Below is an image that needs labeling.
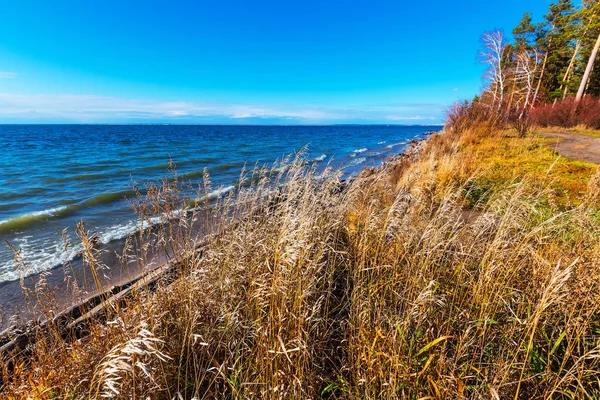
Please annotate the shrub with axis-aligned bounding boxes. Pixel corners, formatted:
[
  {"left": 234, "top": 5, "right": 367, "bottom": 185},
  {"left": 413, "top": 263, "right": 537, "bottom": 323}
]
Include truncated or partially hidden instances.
[
  {"left": 532, "top": 96, "right": 600, "bottom": 129},
  {"left": 446, "top": 99, "right": 506, "bottom": 137}
]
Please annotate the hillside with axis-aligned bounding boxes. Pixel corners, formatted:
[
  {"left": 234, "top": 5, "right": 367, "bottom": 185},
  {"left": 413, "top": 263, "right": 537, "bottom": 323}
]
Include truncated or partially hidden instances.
[{"left": 2, "top": 119, "right": 599, "bottom": 399}]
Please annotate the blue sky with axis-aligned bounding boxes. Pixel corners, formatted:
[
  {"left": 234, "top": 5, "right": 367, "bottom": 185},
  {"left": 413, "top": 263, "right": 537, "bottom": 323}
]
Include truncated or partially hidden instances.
[{"left": 0, "top": 0, "right": 552, "bottom": 124}]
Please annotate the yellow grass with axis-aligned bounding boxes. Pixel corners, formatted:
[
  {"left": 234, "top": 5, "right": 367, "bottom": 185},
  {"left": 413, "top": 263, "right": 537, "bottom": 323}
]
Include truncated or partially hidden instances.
[{"left": 455, "top": 131, "right": 595, "bottom": 205}]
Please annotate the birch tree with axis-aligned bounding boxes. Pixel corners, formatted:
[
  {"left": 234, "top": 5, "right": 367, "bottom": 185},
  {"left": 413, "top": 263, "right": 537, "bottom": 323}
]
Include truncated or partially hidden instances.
[
  {"left": 575, "top": 30, "right": 600, "bottom": 104},
  {"left": 481, "top": 31, "right": 508, "bottom": 112},
  {"left": 514, "top": 50, "right": 539, "bottom": 116}
]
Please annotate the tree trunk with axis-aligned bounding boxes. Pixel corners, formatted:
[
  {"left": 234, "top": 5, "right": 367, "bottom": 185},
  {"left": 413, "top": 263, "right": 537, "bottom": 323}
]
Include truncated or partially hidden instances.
[
  {"left": 575, "top": 31, "right": 600, "bottom": 104},
  {"left": 532, "top": 36, "right": 552, "bottom": 108},
  {"left": 562, "top": 9, "right": 596, "bottom": 99},
  {"left": 507, "top": 58, "right": 520, "bottom": 113},
  {"left": 561, "top": 41, "right": 581, "bottom": 99}
]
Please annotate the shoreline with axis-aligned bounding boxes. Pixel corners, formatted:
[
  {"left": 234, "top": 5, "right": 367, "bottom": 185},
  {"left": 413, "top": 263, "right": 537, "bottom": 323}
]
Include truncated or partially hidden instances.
[
  {"left": 0, "top": 133, "right": 437, "bottom": 348},
  {"left": 7, "top": 117, "right": 597, "bottom": 396}
]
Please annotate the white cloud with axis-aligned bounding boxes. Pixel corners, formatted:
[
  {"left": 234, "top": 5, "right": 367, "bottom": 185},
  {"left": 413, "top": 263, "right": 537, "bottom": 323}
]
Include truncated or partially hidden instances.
[
  {"left": 0, "top": 93, "right": 443, "bottom": 123},
  {"left": 0, "top": 72, "right": 17, "bottom": 79},
  {"left": 386, "top": 115, "right": 434, "bottom": 121}
]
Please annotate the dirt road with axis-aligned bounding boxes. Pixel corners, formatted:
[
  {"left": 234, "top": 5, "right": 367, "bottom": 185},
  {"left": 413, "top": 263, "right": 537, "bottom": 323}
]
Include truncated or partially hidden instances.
[{"left": 540, "top": 132, "right": 600, "bottom": 165}]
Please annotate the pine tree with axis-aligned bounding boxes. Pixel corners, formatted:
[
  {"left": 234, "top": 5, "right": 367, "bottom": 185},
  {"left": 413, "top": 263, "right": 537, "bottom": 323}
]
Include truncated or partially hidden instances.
[
  {"left": 538, "top": 0, "right": 578, "bottom": 101},
  {"left": 513, "top": 12, "right": 538, "bottom": 51},
  {"left": 479, "top": 0, "right": 600, "bottom": 115},
  {"left": 574, "top": 0, "right": 600, "bottom": 97}
]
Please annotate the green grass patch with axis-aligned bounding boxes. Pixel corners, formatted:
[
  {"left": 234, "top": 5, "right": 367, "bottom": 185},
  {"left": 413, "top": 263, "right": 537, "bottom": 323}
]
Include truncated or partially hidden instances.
[{"left": 457, "top": 133, "right": 597, "bottom": 205}]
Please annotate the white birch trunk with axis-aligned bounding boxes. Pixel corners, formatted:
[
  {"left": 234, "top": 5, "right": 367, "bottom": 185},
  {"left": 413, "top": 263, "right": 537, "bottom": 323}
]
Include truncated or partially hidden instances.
[{"left": 575, "top": 31, "right": 600, "bottom": 104}]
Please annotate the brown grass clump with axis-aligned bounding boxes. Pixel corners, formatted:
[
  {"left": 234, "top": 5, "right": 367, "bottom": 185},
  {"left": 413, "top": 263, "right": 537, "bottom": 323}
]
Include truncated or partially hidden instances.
[{"left": 1, "top": 124, "right": 600, "bottom": 398}]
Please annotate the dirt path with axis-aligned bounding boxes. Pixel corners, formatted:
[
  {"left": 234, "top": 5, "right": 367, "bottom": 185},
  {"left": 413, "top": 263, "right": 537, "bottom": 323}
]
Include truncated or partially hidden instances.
[{"left": 540, "top": 132, "right": 600, "bottom": 165}]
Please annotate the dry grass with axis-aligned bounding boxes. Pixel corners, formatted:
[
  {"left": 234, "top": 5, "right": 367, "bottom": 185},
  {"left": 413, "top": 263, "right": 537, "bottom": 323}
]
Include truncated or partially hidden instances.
[{"left": 1, "top": 124, "right": 600, "bottom": 399}]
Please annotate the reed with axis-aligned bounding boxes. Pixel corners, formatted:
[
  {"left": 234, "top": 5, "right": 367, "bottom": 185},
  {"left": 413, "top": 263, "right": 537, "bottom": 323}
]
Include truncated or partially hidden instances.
[{"left": 1, "top": 121, "right": 599, "bottom": 398}]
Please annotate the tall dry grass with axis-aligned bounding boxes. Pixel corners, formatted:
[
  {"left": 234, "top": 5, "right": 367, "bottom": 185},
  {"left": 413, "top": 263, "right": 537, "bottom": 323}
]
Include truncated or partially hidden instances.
[{"left": 1, "top": 127, "right": 600, "bottom": 398}]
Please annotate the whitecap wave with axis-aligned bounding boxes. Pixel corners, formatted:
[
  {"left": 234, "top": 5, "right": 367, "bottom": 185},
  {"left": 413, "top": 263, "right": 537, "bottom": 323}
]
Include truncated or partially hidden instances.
[
  {"left": 199, "top": 185, "right": 236, "bottom": 201},
  {"left": 342, "top": 157, "right": 367, "bottom": 169},
  {"left": 0, "top": 235, "right": 83, "bottom": 283},
  {"left": 0, "top": 211, "right": 176, "bottom": 283},
  {"left": 312, "top": 154, "right": 327, "bottom": 162},
  {"left": 0, "top": 206, "right": 68, "bottom": 229},
  {"left": 0, "top": 192, "right": 234, "bottom": 283},
  {"left": 97, "top": 220, "right": 144, "bottom": 244},
  {"left": 350, "top": 148, "right": 367, "bottom": 157},
  {"left": 386, "top": 141, "right": 408, "bottom": 149}
]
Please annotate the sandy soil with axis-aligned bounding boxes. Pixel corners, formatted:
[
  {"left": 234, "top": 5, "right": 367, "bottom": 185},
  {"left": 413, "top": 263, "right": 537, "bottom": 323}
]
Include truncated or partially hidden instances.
[{"left": 540, "top": 132, "right": 600, "bottom": 165}]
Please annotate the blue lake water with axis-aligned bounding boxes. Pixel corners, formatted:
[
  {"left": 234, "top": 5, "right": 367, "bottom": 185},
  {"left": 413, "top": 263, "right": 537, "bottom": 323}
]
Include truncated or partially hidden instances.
[{"left": 0, "top": 124, "right": 440, "bottom": 283}]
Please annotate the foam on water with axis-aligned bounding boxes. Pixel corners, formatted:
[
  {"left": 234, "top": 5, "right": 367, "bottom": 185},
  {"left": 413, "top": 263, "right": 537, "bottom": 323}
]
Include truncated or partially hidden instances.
[
  {"left": 200, "top": 185, "right": 236, "bottom": 201},
  {"left": 350, "top": 148, "right": 368, "bottom": 157},
  {"left": 0, "top": 235, "right": 83, "bottom": 283},
  {"left": 0, "top": 209, "right": 190, "bottom": 283},
  {"left": 342, "top": 157, "right": 367, "bottom": 169},
  {"left": 386, "top": 141, "right": 409, "bottom": 149},
  {"left": 0, "top": 190, "right": 140, "bottom": 234}
]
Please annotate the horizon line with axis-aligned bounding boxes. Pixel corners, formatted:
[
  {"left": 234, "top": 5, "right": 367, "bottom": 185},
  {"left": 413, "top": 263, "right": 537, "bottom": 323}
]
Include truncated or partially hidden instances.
[{"left": 0, "top": 122, "right": 445, "bottom": 127}]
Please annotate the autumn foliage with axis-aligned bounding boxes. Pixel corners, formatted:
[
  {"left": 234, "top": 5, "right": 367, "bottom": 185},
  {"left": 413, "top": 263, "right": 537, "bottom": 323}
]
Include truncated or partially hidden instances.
[{"left": 531, "top": 96, "right": 600, "bottom": 129}]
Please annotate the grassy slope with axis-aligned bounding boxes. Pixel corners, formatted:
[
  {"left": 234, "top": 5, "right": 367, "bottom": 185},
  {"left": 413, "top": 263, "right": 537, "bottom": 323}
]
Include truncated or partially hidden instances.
[
  {"left": 454, "top": 131, "right": 596, "bottom": 205},
  {"left": 2, "top": 124, "right": 600, "bottom": 399}
]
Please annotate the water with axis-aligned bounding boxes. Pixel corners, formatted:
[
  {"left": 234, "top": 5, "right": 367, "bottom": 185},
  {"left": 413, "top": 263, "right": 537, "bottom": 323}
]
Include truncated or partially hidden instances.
[{"left": 0, "top": 124, "right": 440, "bottom": 283}]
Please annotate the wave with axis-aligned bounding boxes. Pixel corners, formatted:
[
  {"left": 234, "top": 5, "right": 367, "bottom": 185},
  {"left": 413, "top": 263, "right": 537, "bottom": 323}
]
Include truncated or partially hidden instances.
[
  {"left": 0, "top": 190, "right": 139, "bottom": 234},
  {"left": 209, "top": 161, "right": 246, "bottom": 173},
  {"left": 0, "top": 202, "right": 27, "bottom": 212},
  {"left": 141, "top": 157, "right": 223, "bottom": 172},
  {"left": 350, "top": 148, "right": 368, "bottom": 157},
  {"left": 66, "top": 161, "right": 117, "bottom": 173},
  {"left": 0, "top": 176, "right": 240, "bottom": 235},
  {"left": 386, "top": 141, "right": 408, "bottom": 149},
  {"left": 342, "top": 157, "right": 367, "bottom": 169},
  {"left": 82, "top": 190, "right": 138, "bottom": 207},
  {"left": 0, "top": 206, "right": 69, "bottom": 234},
  {"left": 0, "top": 187, "right": 47, "bottom": 202},
  {"left": 0, "top": 184, "right": 239, "bottom": 283},
  {"left": 97, "top": 220, "right": 149, "bottom": 245},
  {"left": 177, "top": 170, "right": 207, "bottom": 181},
  {"left": 0, "top": 213, "right": 167, "bottom": 283},
  {"left": 0, "top": 235, "right": 83, "bottom": 283},
  {"left": 0, "top": 218, "right": 153, "bottom": 283},
  {"left": 138, "top": 162, "right": 172, "bottom": 172},
  {"left": 311, "top": 154, "right": 327, "bottom": 162},
  {"left": 377, "top": 141, "right": 387, "bottom": 144},
  {"left": 52, "top": 157, "right": 232, "bottom": 185},
  {"left": 199, "top": 185, "right": 236, "bottom": 201}
]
